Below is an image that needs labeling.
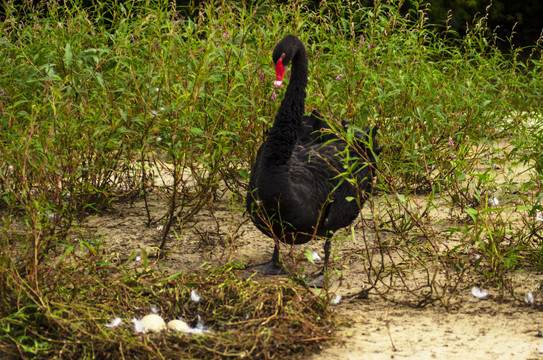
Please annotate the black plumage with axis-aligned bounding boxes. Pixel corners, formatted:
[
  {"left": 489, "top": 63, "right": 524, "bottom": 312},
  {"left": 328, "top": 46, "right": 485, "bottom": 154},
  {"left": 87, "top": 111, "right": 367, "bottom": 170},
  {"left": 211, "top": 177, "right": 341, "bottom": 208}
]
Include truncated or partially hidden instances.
[{"left": 246, "top": 35, "right": 379, "bottom": 278}]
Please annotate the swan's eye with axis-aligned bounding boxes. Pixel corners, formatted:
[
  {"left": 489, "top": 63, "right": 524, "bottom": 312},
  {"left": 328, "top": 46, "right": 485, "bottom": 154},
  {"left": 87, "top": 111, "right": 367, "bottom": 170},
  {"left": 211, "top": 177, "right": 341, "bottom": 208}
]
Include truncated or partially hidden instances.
[{"left": 274, "top": 53, "right": 286, "bottom": 88}]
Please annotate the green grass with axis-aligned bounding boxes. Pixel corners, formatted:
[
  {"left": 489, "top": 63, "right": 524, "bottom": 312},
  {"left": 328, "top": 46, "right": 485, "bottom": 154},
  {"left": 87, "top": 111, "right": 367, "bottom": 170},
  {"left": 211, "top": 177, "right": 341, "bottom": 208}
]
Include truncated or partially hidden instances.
[{"left": 1, "top": 0, "right": 543, "bottom": 358}]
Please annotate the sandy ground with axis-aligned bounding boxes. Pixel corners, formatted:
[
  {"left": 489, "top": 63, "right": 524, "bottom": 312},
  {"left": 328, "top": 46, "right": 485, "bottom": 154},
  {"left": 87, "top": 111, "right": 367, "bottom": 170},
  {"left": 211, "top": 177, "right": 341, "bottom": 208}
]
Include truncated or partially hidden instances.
[{"left": 312, "top": 298, "right": 543, "bottom": 360}]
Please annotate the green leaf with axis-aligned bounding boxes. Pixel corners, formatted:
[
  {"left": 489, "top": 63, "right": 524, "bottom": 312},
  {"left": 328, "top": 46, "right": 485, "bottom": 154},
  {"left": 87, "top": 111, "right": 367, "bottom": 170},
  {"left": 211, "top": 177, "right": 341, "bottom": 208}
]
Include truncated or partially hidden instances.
[
  {"left": 64, "top": 43, "right": 73, "bottom": 68},
  {"left": 93, "top": 72, "right": 105, "bottom": 88},
  {"left": 305, "top": 249, "right": 315, "bottom": 264},
  {"left": 237, "top": 168, "right": 249, "bottom": 180},
  {"left": 465, "top": 207, "right": 478, "bottom": 223},
  {"left": 191, "top": 127, "right": 205, "bottom": 136}
]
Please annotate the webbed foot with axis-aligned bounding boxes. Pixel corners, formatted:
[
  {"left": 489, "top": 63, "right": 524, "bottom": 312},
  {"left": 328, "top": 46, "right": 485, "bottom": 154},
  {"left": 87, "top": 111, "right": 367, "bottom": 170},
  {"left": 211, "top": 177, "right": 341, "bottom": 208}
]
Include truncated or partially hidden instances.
[
  {"left": 247, "top": 260, "right": 287, "bottom": 275},
  {"left": 305, "top": 272, "right": 331, "bottom": 288}
]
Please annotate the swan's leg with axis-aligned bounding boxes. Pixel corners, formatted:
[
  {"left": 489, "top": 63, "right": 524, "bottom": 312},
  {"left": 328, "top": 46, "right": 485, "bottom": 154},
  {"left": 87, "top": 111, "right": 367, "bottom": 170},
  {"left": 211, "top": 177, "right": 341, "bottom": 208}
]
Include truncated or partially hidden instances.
[
  {"left": 270, "top": 245, "right": 280, "bottom": 265},
  {"left": 323, "top": 238, "right": 331, "bottom": 271},
  {"left": 248, "top": 245, "right": 287, "bottom": 275},
  {"left": 306, "top": 239, "right": 332, "bottom": 288}
]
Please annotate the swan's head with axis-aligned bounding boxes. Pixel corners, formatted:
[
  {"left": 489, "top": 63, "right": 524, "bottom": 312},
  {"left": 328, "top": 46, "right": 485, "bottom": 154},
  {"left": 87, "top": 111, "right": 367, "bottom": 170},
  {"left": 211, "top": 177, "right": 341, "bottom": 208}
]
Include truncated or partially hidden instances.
[{"left": 272, "top": 35, "right": 303, "bottom": 88}]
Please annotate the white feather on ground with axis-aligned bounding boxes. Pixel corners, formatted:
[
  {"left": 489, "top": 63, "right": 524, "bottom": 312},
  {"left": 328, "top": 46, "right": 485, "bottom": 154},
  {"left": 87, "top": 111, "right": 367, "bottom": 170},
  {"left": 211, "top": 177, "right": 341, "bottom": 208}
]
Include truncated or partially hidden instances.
[{"left": 471, "top": 286, "right": 488, "bottom": 299}]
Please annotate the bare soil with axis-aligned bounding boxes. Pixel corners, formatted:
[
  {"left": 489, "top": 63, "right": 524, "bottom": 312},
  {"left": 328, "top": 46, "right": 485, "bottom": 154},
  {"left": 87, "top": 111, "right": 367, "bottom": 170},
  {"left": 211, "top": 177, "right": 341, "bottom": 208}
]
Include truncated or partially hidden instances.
[{"left": 311, "top": 298, "right": 543, "bottom": 360}]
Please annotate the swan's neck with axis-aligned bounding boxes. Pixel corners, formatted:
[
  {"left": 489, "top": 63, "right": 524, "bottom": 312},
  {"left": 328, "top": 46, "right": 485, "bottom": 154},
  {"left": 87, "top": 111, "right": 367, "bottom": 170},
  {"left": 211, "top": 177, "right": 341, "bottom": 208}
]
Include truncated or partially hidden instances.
[{"left": 264, "top": 49, "right": 308, "bottom": 166}]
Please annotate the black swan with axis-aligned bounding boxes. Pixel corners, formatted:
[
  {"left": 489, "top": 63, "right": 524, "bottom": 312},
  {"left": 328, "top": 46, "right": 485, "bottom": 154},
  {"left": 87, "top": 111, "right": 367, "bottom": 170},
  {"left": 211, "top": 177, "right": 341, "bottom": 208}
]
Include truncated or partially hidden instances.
[{"left": 246, "top": 35, "right": 379, "bottom": 280}]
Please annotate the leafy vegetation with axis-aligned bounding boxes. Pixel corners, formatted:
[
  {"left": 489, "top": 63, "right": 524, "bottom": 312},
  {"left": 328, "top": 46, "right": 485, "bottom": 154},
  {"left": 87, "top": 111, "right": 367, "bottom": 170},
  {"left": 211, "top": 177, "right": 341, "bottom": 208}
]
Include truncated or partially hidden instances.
[{"left": 0, "top": 0, "right": 542, "bottom": 358}]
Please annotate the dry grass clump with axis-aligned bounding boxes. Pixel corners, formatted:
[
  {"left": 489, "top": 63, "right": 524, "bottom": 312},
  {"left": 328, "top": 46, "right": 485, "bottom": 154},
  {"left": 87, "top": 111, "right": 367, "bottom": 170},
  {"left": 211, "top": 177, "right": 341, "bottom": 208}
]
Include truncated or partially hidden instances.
[{"left": 0, "top": 265, "right": 335, "bottom": 359}]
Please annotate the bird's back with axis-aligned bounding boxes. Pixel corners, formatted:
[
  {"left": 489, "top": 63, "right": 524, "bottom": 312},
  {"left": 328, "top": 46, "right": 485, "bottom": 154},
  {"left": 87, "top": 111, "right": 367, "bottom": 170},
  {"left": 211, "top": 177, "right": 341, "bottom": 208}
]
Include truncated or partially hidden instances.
[{"left": 247, "top": 127, "right": 378, "bottom": 244}]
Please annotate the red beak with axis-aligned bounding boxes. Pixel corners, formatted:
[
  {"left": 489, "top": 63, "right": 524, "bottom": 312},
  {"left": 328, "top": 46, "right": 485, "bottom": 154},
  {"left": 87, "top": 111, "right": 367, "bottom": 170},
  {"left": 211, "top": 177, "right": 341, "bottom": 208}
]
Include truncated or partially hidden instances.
[{"left": 274, "top": 54, "right": 286, "bottom": 88}]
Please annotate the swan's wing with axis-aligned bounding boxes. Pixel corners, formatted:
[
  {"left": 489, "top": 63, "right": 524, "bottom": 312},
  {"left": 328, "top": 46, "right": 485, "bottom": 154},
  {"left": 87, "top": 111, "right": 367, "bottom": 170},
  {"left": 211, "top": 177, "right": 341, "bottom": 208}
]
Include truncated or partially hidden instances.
[
  {"left": 298, "top": 111, "right": 339, "bottom": 145},
  {"left": 289, "top": 143, "right": 374, "bottom": 232}
]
